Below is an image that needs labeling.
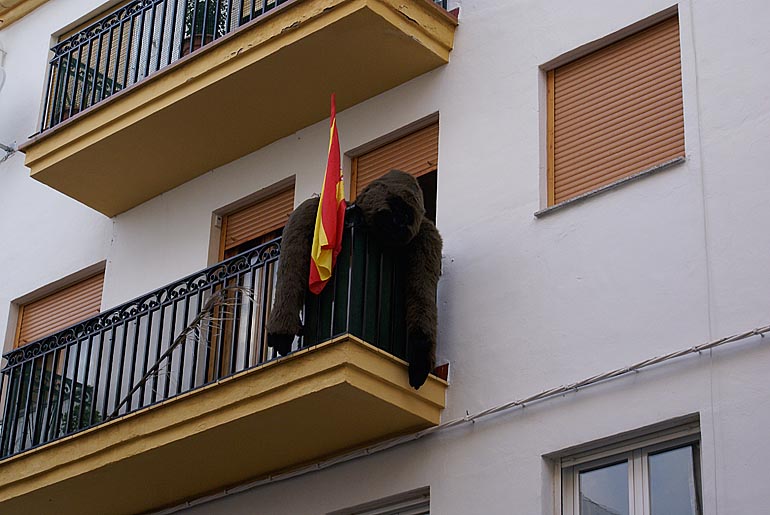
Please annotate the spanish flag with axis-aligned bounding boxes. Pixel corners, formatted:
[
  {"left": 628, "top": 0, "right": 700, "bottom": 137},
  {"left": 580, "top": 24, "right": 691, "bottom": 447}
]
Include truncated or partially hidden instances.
[{"left": 309, "top": 94, "right": 346, "bottom": 295}]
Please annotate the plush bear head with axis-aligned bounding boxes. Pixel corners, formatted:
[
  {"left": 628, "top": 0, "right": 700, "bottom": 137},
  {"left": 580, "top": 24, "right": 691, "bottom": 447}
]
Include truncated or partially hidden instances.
[{"left": 354, "top": 169, "right": 426, "bottom": 246}]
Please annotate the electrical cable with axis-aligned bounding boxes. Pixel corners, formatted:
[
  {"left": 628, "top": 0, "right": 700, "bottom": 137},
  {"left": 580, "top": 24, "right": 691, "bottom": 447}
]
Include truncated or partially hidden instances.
[{"left": 152, "top": 322, "right": 770, "bottom": 514}]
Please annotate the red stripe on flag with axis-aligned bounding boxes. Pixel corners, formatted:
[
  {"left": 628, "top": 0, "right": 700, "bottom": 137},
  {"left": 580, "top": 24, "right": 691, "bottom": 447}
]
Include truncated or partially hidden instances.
[{"left": 309, "top": 93, "right": 346, "bottom": 295}]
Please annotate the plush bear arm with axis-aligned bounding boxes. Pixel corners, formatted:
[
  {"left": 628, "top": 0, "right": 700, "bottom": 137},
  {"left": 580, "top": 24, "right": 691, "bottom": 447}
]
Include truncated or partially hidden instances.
[
  {"left": 267, "top": 197, "right": 319, "bottom": 356},
  {"left": 405, "top": 219, "right": 443, "bottom": 389}
]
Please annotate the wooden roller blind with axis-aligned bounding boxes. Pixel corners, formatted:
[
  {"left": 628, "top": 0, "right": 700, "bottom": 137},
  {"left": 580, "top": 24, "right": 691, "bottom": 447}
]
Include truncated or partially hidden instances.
[
  {"left": 16, "top": 272, "right": 104, "bottom": 347},
  {"left": 354, "top": 123, "right": 439, "bottom": 197},
  {"left": 221, "top": 186, "right": 295, "bottom": 253},
  {"left": 548, "top": 15, "right": 684, "bottom": 205}
]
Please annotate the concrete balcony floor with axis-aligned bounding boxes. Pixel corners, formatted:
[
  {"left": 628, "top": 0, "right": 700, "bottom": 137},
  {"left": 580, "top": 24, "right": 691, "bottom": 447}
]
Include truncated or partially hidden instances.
[
  {"left": 21, "top": 0, "right": 456, "bottom": 216},
  {"left": 0, "top": 335, "right": 446, "bottom": 515}
]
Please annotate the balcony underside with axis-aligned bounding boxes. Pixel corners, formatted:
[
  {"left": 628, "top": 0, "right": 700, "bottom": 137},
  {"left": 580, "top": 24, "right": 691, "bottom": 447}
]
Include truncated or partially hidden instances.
[
  {"left": 0, "top": 0, "right": 47, "bottom": 27},
  {"left": 21, "top": 0, "right": 456, "bottom": 216},
  {"left": 0, "top": 336, "right": 446, "bottom": 515}
]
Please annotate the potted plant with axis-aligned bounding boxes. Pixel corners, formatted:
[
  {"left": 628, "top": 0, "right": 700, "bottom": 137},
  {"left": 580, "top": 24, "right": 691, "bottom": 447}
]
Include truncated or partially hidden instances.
[{"left": 182, "top": 0, "right": 228, "bottom": 56}]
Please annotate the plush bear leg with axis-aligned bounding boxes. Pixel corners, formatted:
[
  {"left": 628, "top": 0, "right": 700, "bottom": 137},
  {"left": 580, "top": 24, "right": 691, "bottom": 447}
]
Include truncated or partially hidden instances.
[
  {"left": 405, "top": 219, "right": 443, "bottom": 389},
  {"left": 267, "top": 197, "right": 319, "bottom": 356},
  {"left": 408, "top": 330, "right": 435, "bottom": 391}
]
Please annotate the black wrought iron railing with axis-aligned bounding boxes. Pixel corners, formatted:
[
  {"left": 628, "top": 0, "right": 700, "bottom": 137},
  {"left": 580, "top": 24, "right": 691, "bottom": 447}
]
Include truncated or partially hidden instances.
[
  {"left": 303, "top": 207, "right": 408, "bottom": 354},
  {"left": 0, "top": 211, "right": 408, "bottom": 459},
  {"left": 39, "top": 0, "right": 449, "bottom": 131}
]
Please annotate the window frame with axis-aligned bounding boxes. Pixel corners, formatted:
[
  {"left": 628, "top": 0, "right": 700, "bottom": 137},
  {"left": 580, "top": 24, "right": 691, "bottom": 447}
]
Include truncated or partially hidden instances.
[
  {"left": 354, "top": 498, "right": 429, "bottom": 515},
  {"left": 350, "top": 122, "right": 439, "bottom": 199},
  {"left": 348, "top": 120, "right": 439, "bottom": 223},
  {"left": 541, "top": 9, "right": 685, "bottom": 211},
  {"left": 215, "top": 180, "right": 295, "bottom": 261},
  {"left": 557, "top": 423, "right": 701, "bottom": 515},
  {"left": 328, "top": 488, "right": 430, "bottom": 515},
  {"left": 13, "top": 269, "right": 105, "bottom": 349}
]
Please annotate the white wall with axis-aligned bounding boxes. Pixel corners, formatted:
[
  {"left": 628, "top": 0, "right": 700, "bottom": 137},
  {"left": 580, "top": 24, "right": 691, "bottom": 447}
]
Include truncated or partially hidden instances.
[
  {"left": 0, "top": 0, "right": 114, "bottom": 349},
  {"left": 2, "top": 0, "right": 769, "bottom": 513}
]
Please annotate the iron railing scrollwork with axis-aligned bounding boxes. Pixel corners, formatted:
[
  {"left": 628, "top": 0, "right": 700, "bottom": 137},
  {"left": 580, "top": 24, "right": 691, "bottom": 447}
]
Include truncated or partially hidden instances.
[
  {"left": 0, "top": 238, "right": 282, "bottom": 458},
  {"left": 0, "top": 212, "right": 411, "bottom": 460},
  {"left": 39, "top": 0, "right": 448, "bottom": 131},
  {"left": 3, "top": 240, "right": 280, "bottom": 369}
]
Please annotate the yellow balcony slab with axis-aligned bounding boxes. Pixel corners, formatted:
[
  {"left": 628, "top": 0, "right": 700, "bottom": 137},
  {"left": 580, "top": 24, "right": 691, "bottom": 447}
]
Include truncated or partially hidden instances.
[
  {"left": 0, "top": 335, "right": 446, "bottom": 515},
  {"left": 20, "top": 0, "right": 457, "bottom": 216},
  {"left": 0, "top": 0, "right": 49, "bottom": 28}
]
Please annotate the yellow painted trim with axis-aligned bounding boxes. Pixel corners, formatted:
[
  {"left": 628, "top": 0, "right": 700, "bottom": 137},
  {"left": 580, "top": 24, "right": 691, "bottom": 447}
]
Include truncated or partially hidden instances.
[
  {"left": 0, "top": 0, "right": 48, "bottom": 29},
  {"left": 11, "top": 304, "right": 23, "bottom": 349},
  {"left": 368, "top": 0, "right": 455, "bottom": 59},
  {"left": 0, "top": 335, "right": 446, "bottom": 515},
  {"left": 341, "top": 333, "right": 447, "bottom": 410},
  {"left": 23, "top": 0, "right": 455, "bottom": 163},
  {"left": 351, "top": 155, "right": 360, "bottom": 199},
  {"left": 20, "top": 0, "right": 457, "bottom": 216},
  {"left": 217, "top": 213, "right": 229, "bottom": 261}
]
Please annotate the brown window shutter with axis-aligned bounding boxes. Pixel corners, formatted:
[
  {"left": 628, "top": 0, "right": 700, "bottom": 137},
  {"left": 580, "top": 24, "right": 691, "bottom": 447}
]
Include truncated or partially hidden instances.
[
  {"left": 221, "top": 186, "right": 295, "bottom": 255},
  {"left": 16, "top": 272, "right": 104, "bottom": 347},
  {"left": 549, "top": 15, "right": 684, "bottom": 205},
  {"left": 354, "top": 123, "right": 439, "bottom": 197}
]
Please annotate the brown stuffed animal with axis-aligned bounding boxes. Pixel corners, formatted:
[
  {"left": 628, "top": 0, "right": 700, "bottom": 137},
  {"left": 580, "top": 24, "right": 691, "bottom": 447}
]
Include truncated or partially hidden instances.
[{"left": 266, "top": 170, "right": 442, "bottom": 389}]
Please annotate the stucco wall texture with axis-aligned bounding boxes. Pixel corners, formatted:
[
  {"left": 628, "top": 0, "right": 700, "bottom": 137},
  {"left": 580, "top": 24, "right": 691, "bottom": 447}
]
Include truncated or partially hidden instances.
[{"left": 1, "top": 0, "right": 769, "bottom": 513}]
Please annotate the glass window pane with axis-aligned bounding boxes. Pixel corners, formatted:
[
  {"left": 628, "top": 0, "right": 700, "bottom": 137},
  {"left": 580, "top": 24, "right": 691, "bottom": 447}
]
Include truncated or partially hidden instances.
[
  {"left": 579, "top": 461, "right": 630, "bottom": 515},
  {"left": 649, "top": 445, "right": 700, "bottom": 515}
]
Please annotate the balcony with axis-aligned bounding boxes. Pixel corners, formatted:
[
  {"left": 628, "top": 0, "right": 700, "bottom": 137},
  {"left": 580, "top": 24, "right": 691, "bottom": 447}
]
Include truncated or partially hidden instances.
[
  {"left": 19, "top": 0, "right": 457, "bottom": 216},
  {"left": 0, "top": 215, "right": 447, "bottom": 515}
]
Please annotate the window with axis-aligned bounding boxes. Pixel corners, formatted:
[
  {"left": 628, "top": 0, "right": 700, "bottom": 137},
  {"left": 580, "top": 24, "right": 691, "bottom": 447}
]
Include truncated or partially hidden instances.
[
  {"left": 15, "top": 272, "right": 104, "bottom": 348},
  {"left": 558, "top": 423, "right": 702, "bottom": 515},
  {"left": 206, "top": 183, "right": 294, "bottom": 379},
  {"left": 218, "top": 184, "right": 295, "bottom": 260},
  {"left": 352, "top": 122, "right": 438, "bottom": 222},
  {"left": 546, "top": 14, "right": 684, "bottom": 206},
  {"left": 329, "top": 488, "right": 430, "bottom": 515}
]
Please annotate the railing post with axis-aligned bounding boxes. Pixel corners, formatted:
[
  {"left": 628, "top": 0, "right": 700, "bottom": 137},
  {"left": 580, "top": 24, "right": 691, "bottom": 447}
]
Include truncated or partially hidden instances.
[
  {"left": 0, "top": 369, "right": 10, "bottom": 456},
  {"left": 0, "top": 238, "right": 280, "bottom": 459},
  {"left": 98, "top": 25, "right": 116, "bottom": 103},
  {"left": 167, "top": 0, "right": 182, "bottom": 65},
  {"left": 0, "top": 222, "right": 414, "bottom": 459},
  {"left": 154, "top": 0, "right": 168, "bottom": 71},
  {"left": 5, "top": 364, "right": 24, "bottom": 455},
  {"left": 39, "top": 59, "right": 55, "bottom": 132},
  {"left": 37, "top": 0, "right": 452, "bottom": 132}
]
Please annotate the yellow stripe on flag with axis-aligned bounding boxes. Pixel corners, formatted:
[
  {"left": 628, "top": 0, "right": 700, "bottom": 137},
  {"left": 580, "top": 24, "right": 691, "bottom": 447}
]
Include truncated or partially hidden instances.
[{"left": 309, "top": 94, "right": 346, "bottom": 294}]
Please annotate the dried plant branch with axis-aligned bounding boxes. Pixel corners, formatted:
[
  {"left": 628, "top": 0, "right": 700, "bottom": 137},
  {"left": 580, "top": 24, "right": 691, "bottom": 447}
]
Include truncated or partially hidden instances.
[{"left": 107, "top": 286, "right": 254, "bottom": 420}]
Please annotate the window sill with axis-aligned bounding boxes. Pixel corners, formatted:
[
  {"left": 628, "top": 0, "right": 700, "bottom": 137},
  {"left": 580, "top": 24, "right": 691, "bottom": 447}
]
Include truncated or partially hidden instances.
[{"left": 534, "top": 156, "right": 686, "bottom": 218}]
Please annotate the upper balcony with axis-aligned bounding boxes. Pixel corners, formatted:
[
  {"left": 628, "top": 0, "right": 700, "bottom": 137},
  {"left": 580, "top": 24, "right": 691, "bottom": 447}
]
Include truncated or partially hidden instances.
[
  {"left": 0, "top": 214, "right": 447, "bottom": 515},
  {"left": 19, "top": 0, "right": 457, "bottom": 216}
]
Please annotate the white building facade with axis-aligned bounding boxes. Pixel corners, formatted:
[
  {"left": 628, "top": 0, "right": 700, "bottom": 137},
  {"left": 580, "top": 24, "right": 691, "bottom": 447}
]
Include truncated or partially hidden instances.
[{"left": 1, "top": 0, "right": 769, "bottom": 513}]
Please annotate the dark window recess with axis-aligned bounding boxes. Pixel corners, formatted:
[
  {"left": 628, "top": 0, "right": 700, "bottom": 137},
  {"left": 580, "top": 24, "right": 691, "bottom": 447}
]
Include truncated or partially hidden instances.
[
  {"left": 417, "top": 170, "right": 437, "bottom": 223},
  {"left": 223, "top": 228, "right": 283, "bottom": 259}
]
